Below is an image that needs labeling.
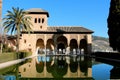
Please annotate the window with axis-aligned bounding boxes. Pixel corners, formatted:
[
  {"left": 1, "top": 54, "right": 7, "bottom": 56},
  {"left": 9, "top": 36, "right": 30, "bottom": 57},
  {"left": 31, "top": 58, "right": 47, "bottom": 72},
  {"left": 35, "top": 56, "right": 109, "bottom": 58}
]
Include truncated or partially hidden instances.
[
  {"left": 38, "top": 18, "right": 41, "bottom": 23},
  {"left": 42, "top": 18, "right": 44, "bottom": 23},
  {"left": 24, "top": 68, "right": 26, "bottom": 72},
  {"left": 29, "top": 44, "right": 31, "bottom": 46},
  {"left": 40, "top": 26, "right": 42, "bottom": 29},
  {"left": 35, "top": 18, "right": 37, "bottom": 23},
  {"left": 24, "top": 39, "right": 26, "bottom": 43}
]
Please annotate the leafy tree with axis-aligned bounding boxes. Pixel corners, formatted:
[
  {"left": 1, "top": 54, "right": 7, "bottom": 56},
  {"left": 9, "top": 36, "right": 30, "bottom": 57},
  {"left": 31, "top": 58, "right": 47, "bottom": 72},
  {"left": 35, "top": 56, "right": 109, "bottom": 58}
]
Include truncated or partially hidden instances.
[{"left": 3, "top": 7, "right": 32, "bottom": 53}]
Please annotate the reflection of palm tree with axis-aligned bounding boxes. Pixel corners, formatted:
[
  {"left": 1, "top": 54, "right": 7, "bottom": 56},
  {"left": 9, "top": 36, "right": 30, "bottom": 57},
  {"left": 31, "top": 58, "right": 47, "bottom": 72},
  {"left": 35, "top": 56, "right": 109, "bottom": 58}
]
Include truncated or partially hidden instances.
[
  {"left": 52, "top": 59, "right": 68, "bottom": 78},
  {"left": 3, "top": 7, "right": 32, "bottom": 54}
]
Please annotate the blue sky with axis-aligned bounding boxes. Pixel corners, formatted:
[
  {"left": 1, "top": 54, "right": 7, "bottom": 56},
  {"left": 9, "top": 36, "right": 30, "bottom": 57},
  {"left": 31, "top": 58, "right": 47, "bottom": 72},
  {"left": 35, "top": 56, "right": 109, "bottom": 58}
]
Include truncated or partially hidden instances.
[{"left": 2, "top": 0, "right": 110, "bottom": 37}]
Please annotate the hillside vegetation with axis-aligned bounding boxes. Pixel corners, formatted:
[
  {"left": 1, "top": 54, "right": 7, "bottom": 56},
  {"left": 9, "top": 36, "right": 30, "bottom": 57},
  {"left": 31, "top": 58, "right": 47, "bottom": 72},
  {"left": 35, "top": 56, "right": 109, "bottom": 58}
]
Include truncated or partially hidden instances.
[{"left": 92, "top": 36, "right": 113, "bottom": 52}]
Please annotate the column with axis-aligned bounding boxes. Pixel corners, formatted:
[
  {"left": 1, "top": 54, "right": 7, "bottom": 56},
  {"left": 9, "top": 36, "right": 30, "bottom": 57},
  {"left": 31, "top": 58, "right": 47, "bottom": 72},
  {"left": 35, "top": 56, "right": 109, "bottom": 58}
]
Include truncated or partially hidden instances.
[
  {"left": 67, "top": 64, "right": 71, "bottom": 77},
  {"left": 66, "top": 35, "right": 70, "bottom": 55},
  {"left": 44, "top": 34, "right": 47, "bottom": 55},
  {"left": 86, "top": 34, "right": 92, "bottom": 54},
  {"left": 44, "top": 57, "right": 47, "bottom": 77},
  {"left": 77, "top": 35, "right": 80, "bottom": 55},
  {"left": 87, "top": 68, "right": 92, "bottom": 77},
  {"left": 77, "top": 62, "right": 81, "bottom": 77}
]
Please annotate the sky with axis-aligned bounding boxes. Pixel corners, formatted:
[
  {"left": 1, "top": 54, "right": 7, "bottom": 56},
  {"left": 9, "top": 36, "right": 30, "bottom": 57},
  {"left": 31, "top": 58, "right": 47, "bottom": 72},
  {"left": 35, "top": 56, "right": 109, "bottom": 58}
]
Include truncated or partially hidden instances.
[{"left": 2, "top": 0, "right": 111, "bottom": 37}]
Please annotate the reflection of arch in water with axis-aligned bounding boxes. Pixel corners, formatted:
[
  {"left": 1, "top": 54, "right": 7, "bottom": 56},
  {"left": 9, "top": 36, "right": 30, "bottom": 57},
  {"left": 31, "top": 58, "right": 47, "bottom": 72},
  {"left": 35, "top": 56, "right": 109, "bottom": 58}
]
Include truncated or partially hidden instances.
[
  {"left": 36, "top": 56, "right": 50, "bottom": 73},
  {"left": 70, "top": 57, "right": 78, "bottom": 73},
  {"left": 79, "top": 57, "right": 89, "bottom": 75},
  {"left": 51, "top": 56, "right": 68, "bottom": 78},
  {"left": 36, "top": 61, "right": 44, "bottom": 73},
  {"left": 46, "top": 56, "right": 54, "bottom": 73}
]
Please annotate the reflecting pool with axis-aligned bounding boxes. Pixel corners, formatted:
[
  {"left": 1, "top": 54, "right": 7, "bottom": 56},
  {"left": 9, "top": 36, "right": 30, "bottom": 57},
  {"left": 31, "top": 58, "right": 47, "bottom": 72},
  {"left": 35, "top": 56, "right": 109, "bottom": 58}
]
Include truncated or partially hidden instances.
[
  {"left": 19, "top": 55, "right": 92, "bottom": 79},
  {"left": 0, "top": 55, "right": 120, "bottom": 80}
]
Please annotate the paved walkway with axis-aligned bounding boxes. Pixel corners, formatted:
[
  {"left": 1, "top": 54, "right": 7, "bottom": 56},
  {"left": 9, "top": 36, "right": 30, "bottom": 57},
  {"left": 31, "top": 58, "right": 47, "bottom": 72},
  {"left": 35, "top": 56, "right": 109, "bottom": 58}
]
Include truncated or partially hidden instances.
[{"left": 0, "top": 55, "right": 37, "bottom": 69}]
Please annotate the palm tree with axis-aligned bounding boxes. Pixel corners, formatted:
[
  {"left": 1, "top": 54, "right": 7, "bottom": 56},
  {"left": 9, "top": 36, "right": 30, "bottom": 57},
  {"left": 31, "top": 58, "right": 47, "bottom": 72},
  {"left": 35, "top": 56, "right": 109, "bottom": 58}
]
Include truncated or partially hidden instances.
[{"left": 3, "top": 7, "right": 32, "bottom": 53}]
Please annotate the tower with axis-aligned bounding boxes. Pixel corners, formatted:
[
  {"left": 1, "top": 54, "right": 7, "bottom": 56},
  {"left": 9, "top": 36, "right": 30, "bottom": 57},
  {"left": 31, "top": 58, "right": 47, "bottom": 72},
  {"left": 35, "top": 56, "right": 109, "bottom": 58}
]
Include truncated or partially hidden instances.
[{"left": 25, "top": 8, "right": 49, "bottom": 31}]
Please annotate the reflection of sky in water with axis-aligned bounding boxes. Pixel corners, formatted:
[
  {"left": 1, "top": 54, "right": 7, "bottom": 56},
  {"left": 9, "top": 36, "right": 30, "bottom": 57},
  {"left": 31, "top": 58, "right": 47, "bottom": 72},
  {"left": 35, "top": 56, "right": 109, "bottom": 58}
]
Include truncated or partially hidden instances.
[
  {"left": 4, "top": 75, "right": 16, "bottom": 80},
  {"left": 37, "top": 56, "right": 50, "bottom": 62},
  {"left": 92, "top": 64, "right": 113, "bottom": 80}
]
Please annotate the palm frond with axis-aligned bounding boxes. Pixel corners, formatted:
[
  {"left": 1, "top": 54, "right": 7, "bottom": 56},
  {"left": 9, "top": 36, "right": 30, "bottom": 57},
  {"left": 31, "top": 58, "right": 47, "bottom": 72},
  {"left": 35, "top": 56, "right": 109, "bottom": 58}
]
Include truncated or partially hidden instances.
[{"left": 3, "top": 7, "right": 33, "bottom": 35}]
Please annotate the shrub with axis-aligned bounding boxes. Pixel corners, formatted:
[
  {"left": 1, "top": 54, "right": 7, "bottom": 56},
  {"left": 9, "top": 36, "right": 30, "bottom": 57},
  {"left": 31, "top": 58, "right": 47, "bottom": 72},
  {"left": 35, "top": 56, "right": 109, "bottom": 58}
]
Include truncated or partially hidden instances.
[{"left": 17, "top": 50, "right": 32, "bottom": 59}]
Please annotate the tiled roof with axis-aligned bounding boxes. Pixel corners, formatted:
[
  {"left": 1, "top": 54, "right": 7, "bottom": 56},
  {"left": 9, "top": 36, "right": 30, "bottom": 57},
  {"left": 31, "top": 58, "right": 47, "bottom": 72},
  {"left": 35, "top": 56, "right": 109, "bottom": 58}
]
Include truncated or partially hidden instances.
[
  {"left": 25, "top": 8, "right": 49, "bottom": 17},
  {"left": 47, "top": 26, "right": 93, "bottom": 33},
  {"left": 22, "top": 26, "right": 93, "bottom": 34},
  {"left": 26, "top": 8, "right": 48, "bottom": 13}
]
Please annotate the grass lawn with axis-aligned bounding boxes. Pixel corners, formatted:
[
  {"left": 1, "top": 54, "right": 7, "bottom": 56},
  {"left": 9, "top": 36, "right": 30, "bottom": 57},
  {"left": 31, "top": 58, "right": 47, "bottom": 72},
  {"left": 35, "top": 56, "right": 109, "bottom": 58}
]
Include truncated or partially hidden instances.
[
  {"left": 0, "top": 51, "right": 32, "bottom": 63},
  {"left": 0, "top": 52, "right": 16, "bottom": 63}
]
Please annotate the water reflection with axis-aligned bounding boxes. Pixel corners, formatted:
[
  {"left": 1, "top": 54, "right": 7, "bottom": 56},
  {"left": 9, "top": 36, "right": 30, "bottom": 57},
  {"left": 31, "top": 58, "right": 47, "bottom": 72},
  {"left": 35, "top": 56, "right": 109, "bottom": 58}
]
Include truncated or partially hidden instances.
[
  {"left": 94, "top": 57, "right": 120, "bottom": 79},
  {"left": 110, "top": 66, "right": 120, "bottom": 79},
  {"left": 1, "top": 55, "right": 120, "bottom": 79},
  {"left": 19, "top": 55, "right": 92, "bottom": 78}
]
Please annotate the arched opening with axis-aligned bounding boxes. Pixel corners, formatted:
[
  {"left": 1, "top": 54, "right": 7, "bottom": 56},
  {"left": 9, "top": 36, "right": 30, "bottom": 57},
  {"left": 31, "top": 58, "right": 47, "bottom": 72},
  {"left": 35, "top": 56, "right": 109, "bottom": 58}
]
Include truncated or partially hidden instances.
[
  {"left": 46, "top": 39, "right": 54, "bottom": 55},
  {"left": 70, "top": 39, "right": 78, "bottom": 51},
  {"left": 46, "top": 39, "right": 54, "bottom": 50},
  {"left": 57, "top": 36, "right": 67, "bottom": 54},
  {"left": 57, "top": 36, "right": 67, "bottom": 43},
  {"left": 36, "top": 39, "right": 44, "bottom": 48},
  {"left": 57, "top": 43, "right": 65, "bottom": 50},
  {"left": 36, "top": 39, "right": 45, "bottom": 54},
  {"left": 79, "top": 39, "right": 87, "bottom": 54},
  {"left": 38, "top": 18, "right": 41, "bottom": 23},
  {"left": 34, "top": 18, "right": 37, "bottom": 23}
]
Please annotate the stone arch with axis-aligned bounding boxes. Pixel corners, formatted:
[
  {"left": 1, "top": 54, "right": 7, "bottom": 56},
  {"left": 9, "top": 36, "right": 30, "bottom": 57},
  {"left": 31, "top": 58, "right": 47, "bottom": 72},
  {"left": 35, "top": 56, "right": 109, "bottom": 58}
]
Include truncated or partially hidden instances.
[
  {"left": 79, "top": 39, "right": 87, "bottom": 54},
  {"left": 57, "top": 43, "right": 65, "bottom": 50},
  {"left": 57, "top": 36, "right": 67, "bottom": 50},
  {"left": 70, "top": 39, "right": 78, "bottom": 51},
  {"left": 36, "top": 39, "right": 45, "bottom": 49},
  {"left": 46, "top": 39, "right": 54, "bottom": 50}
]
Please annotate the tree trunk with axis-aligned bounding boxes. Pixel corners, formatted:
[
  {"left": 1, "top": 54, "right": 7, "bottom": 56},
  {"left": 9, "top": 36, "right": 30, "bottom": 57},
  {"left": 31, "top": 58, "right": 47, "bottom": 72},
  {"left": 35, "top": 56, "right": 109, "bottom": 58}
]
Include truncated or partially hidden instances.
[{"left": 16, "top": 25, "right": 20, "bottom": 59}]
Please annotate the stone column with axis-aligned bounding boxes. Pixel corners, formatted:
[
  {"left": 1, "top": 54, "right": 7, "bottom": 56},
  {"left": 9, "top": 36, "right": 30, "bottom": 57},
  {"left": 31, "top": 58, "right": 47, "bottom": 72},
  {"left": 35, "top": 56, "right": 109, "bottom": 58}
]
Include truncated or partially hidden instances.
[
  {"left": 53, "top": 35, "right": 57, "bottom": 55},
  {"left": 67, "top": 64, "right": 70, "bottom": 77},
  {"left": 86, "top": 34, "right": 92, "bottom": 54},
  {"left": 44, "top": 57, "right": 47, "bottom": 77},
  {"left": 44, "top": 34, "right": 47, "bottom": 55},
  {"left": 77, "top": 62, "right": 81, "bottom": 77},
  {"left": 87, "top": 68, "right": 92, "bottom": 77},
  {"left": 77, "top": 35, "right": 80, "bottom": 55},
  {"left": 66, "top": 35, "right": 70, "bottom": 55}
]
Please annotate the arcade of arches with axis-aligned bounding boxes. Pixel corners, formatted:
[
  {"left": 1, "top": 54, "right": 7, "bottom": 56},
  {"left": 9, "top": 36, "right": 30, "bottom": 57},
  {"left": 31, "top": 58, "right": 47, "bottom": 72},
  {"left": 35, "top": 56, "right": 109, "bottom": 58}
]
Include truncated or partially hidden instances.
[{"left": 33, "top": 34, "right": 92, "bottom": 55}]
